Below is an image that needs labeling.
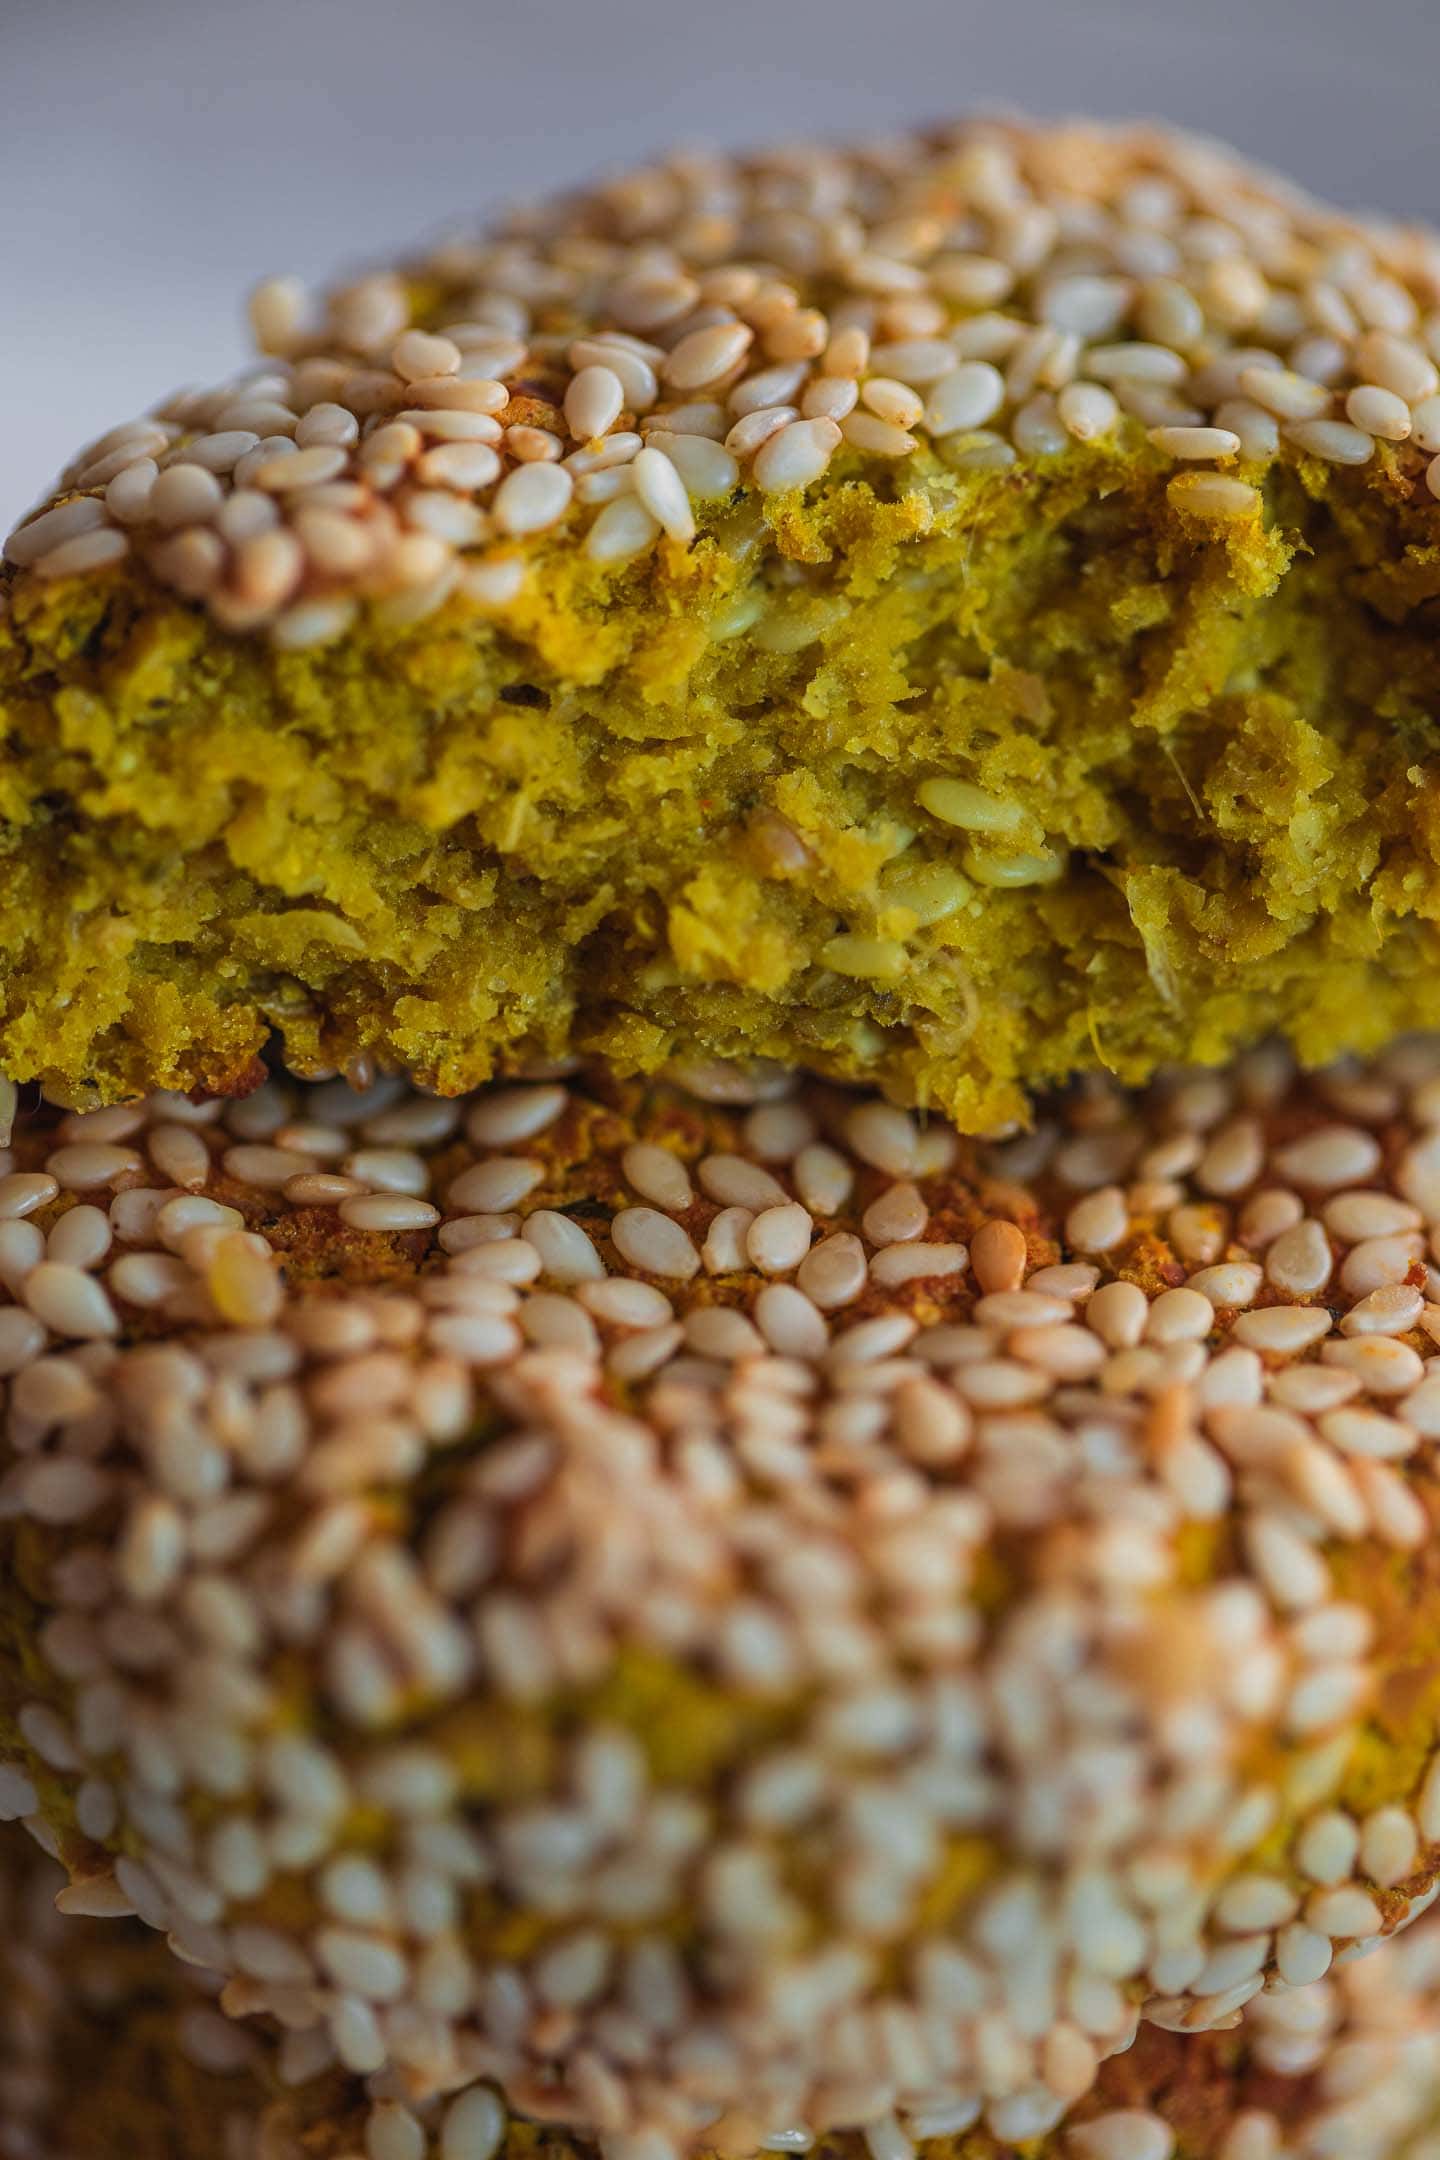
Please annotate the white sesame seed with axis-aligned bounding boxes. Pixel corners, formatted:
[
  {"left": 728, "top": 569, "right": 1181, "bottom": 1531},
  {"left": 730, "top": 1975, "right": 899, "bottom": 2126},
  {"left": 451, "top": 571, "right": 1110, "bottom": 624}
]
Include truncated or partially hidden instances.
[
  {"left": 796, "top": 1232, "right": 868, "bottom": 1309},
  {"left": 610, "top": 1207, "right": 700, "bottom": 1280},
  {"left": 1355, "top": 329, "right": 1438, "bottom": 402},
  {"left": 1296, "top": 1807, "right": 1360, "bottom": 1885},
  {"left": 1066, "top": 1186, "right": 1130, "bottom": 1251},
  {"left": 1305, "top": 1886, "right": 1384, "bottom": 1940},
  {"left": 441, "top": 2087, "right": 506, "bottom": 2160},
  {"left": 752, "top": 1282, "right": 828, "bottom": 1358},
  {"left": 1167, "top": 472, "right": 1261, "bottom": 519},
  {"left": 1274, "top": 1921, "right": 1332, "bottom": 1987},
  {"left": 752, "top": 418, "right": 842, "bottom": 492},
  {"left": 701, "top": 1206, "right": 753, "bottom": 1275},
  {"left": 1359, "top": 1803, "right": 1418, "bottom": 1887},
  {"left": 1339, "top": 1283, "right": 1423, "bottom": 1336},
  {"left": 1058, "top": 382, "right": 1119, "bottom": 439},
  {"left": 492, "top": 462, "right": 574, "bottom": 537},
  {"left": 1285, "top": 417, "right": 1376, "bottom": 464},
  {"left": 47, "top": 1142, "right": 142, "bottom": 1190},
  {"left": 22, "top": 1262, "right": 119, "bottom": 1339},
  {"left": 631, "top": 446, "right": 696, "bottom": 541},
  {"left": 1149, "top": 425, "right": 1242, "bottom": 459},
  {"left": 1344, "top": 383, "right": 1412, "bottom": 439},
  {"left": 1067, "top": 2111, "right": 1174, "bottom": 2160},
  {"left": 699, "top": 1154, "right": 788, "bottom": 1210},
  {"left": 664, "top": 322, "right": 754, "bottom": 391},
  {"left": 520, "top": 1211, "right": 604, "bottom": 1283},
  {"left": 746, "top": 1203, "right": 813, "bottom": 1275},
  {"left": 646, "top": 431, "right": 739, "bottom": 497},
  {"left": 1236, "top": 365, "right": 1330, "bottom": 420},
  {"left": 338, "top": 1195, "right": 440, "bottom": 1233},
  {"left": 4, "top": 496, "right": 109, "bottom": 567},
  {"left": 585, "top": 495, "right": 661, "bottom": 560}
]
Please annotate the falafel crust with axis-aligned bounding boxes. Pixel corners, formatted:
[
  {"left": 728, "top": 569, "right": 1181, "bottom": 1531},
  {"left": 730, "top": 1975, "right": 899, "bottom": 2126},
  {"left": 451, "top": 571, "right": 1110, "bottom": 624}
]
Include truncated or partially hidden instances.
[
  {"left": 9, "top": 118, "right": 1440, "bottom": 1117},
  {"left": 6, "top": 1826, "right": 1440, "bottom": 2160},
  {"left": 4, "top": 1039, "right": 1440, "bottom": 2152}
]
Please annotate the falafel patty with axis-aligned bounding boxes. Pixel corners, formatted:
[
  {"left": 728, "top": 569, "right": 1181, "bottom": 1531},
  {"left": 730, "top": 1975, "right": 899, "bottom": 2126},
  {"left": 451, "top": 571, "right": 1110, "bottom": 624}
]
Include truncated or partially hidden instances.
[
  {"left": 3, "top": 1039, "right": 1440, "bottom": 2151},
  {"left": 9, "top": 119, "right": 1440, "bottom": 1118}
]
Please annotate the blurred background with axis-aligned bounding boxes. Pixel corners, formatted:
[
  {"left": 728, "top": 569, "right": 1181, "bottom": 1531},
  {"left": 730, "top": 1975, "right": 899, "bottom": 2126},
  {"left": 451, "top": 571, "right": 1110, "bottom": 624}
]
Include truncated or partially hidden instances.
[{"left": 4, "top": 0, "right": 1440, "bottom": 519}]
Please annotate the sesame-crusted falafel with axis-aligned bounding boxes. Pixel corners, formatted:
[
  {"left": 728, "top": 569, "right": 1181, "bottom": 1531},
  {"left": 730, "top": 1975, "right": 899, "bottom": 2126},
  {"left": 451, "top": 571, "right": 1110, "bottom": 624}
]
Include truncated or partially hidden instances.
[
  {"left": 4, "top": 1040, "right": 1440, "bottom": 2154},
  {"left": 9, "top": 120, "right": 1440, "bottom": 1117},
  {"left": 6, "top": 1824, "right": 1440, "bottom": 2160}
]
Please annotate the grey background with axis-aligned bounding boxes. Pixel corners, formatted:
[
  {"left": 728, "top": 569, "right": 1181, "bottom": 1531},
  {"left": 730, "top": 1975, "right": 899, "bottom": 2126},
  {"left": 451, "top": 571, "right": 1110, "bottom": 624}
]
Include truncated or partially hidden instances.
[{"left": 4, "top": 0, "right": 1439, "bottom": 524}]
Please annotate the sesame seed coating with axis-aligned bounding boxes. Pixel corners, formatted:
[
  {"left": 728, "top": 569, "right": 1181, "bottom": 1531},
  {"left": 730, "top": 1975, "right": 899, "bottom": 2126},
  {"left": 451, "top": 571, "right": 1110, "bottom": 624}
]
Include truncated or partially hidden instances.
[
  {"left": 6, "top": 1762, "right": 1440, "bottom": 2160},
  {"left": 3, "top": 1037, "right": 1440, "bottom": 2151},
  {"left": 8, "top": 114, "right": 1440, "bottom": 627}
]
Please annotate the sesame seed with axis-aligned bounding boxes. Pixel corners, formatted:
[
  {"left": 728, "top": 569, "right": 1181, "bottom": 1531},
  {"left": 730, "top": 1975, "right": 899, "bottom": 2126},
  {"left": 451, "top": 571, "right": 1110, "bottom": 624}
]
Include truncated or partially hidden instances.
[
  {"left": 337, "top": 1195, "right": 440, "bottom": 1233},
  {"left": 1166, "top": 472, "right": 1261, "bottom": 519},
  {"left": 585, "top": 496, "right": 661, "bottom": 560},
  {"left": 664, "top": 322, "right": 754, "bottom": 391},
  {"left": 753, "top": 418, "right": 841, "bottom": 492},
  {"left": 1284, "top": 417, "right": 1376, "bottom": 464},
  {"left": 1305, "top": 1886, "right": 1383, "bottom": 1940},
  {"left": 1067, "top": 2111, "right": 1175, "bottom": 2160},
  {"left": 492, "top": 462, "right": 573, "bottom": 536},
  {"left": 4, "top": 495, "right": 109, "bottom": 567},
  {"left": 442, "top": 2088, "right": 506, "bottom": 2160},
  {"left": 1058, "top": 382, "right": 1119, "bottom": 440},
  {"left": 699, "top": 1154, "right": 789, "bottom": 1211},
  {"left": 701, "top": 1206, "right": 753, "bottom": 1274},
  {"left": 1344, "top": 383, "right": 1412, "bottom": 439},
  {"left": 47, "top": 1142, "right": 142, "bottom": 1189},
  {"left": 630, "top": 446, "right": 696, "bottom": 541},
  {"left": 796, "top": 1231, "right": 868, "bottom": 1309},
  {"left": 520, "top": 1211, "right": 605, "bottom": 1283},
  {"left": 610, "top": 1207, "right": 700, "bottom": 1280},
  {"left": 21, "top": 115, "right": 1440, "bottom": 636},
  {"left": 22, "top": 1262, "right": 119, "bottom": 1339},
  {"left": 1339, "top": 1282, "right": 1423, "bottom": 1336},
  {"left": 746, "top": 1203, "right": 813, "bottom": 1275},
  {"left": 1149, "top": 425, "right": 1242, "bottom": 459}
]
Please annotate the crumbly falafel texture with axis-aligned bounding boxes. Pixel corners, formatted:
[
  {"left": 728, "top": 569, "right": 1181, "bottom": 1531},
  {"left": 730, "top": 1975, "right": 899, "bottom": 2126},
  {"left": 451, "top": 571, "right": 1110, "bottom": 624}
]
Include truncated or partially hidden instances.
[{"left": 6, "top": 439, "right": 1440, "bottom": 1120}]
